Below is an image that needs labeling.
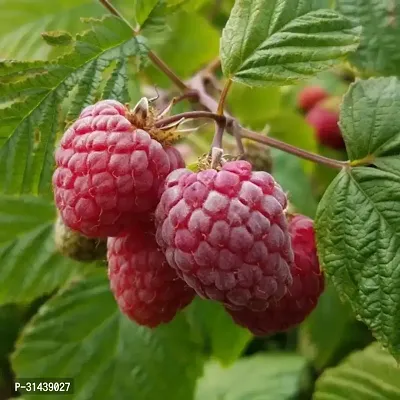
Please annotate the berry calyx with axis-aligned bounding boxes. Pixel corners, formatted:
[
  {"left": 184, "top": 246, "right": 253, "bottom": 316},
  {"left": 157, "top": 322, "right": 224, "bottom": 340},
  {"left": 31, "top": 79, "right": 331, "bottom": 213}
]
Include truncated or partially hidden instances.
[
  {"left": 54, "top": 215, "right": 106, "bottom": 262},
  {"left": 297, "top": 86, "right": 329, "bottom": 112},
  {"left": 227, "top": 214, "right": 324, "bottom": 335},
  {"left": 155, "top": 160, "right": 294, "bottom": 312},
  {"left": 53, "top": 99, "right": 184, "bottom": 238},
  {"left": 107, "top": 223, "right": 195, "bottom": 328},
  {"left": 306, "top": 99, "right": 345, "bottom": 150}
]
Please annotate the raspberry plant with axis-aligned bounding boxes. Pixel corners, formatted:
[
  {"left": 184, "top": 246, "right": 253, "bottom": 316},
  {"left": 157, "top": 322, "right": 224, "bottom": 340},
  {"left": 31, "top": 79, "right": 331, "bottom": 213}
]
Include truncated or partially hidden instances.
[{"left": 1, "top": 0, "right": 400, "bottom": 399}]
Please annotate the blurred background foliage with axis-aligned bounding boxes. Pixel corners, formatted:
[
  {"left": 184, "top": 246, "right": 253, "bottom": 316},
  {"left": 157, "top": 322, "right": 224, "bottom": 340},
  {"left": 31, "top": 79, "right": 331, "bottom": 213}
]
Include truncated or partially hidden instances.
[{"left": 0, "top": 0, "right": 389, "bottom": 399}]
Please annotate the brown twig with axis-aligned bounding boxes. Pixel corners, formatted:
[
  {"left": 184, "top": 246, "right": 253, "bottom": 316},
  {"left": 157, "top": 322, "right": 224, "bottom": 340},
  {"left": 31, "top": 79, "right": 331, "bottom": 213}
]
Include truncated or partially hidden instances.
[{"left": 98, "top": 0, "right": 188, "bottom": 91}]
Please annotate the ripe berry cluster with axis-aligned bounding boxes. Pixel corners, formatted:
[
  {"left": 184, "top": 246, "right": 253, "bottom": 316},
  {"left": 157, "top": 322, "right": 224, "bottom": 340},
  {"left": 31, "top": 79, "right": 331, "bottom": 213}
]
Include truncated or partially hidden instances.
[
  {"left": 53, "top": 99, "right": 324, "bottom": 334},
  {"left": 298, "top": 86, "right": 346, "bottom": 150}
]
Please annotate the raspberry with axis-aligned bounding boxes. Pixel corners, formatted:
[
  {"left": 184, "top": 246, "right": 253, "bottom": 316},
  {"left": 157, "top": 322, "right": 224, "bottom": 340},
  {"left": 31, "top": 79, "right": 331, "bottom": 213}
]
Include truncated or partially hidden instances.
[
  {"left": 55, "top": 215, "right": 106, "bottom": 262},
  {"left": 306, "top": 101, "right": 345, "bottom": 150},
  {"left": 297, "top": 86, "right": 328, "bottom": 112},
  {"left": 107, "top": 223, "right": 195, "bottom": 328},
  {"left": 227, "top": 214, "right": 324, "bottom": 335},
  {"left": 53, "top": 99, "right": 184, "bottom": 238},
  {"left": 155, "top": 160, "right": 294, "bottom": 312}
]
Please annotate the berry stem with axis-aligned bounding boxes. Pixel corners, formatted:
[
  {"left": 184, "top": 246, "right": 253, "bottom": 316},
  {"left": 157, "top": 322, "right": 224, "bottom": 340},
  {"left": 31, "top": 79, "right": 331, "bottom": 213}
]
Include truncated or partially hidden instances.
[
  {"left": 154, "top": 111, "right": 225, "bottom": 128},
  {"left": 98, "top": 0, "right": 188, "bottom": 91},
  {"left": 211, "top": 120, "right": 226, "bottom": 149},
  {"left": 217, "top": 78, "right": 232, "bottom": 115},
  {"left": 156, "top": 111, "right": 348, "bottom": 169}
]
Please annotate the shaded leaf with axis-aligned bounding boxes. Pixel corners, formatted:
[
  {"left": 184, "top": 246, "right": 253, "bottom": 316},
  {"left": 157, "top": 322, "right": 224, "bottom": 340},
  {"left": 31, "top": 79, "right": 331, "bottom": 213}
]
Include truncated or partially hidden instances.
[
  {"left": 12, "top": 276, "right": 204, "bottom": 400},
  {"left": 336, "top": 0, "right": 400, "bottom": 77},
  {"left": 196, "top": 353, "right": 308, "bottom": 400},
  {"left": 314, "top": 342, "right": 400, "bottom": 399},
  {"left": 0, "top": 195, "right": 81, "bottom": 304}
]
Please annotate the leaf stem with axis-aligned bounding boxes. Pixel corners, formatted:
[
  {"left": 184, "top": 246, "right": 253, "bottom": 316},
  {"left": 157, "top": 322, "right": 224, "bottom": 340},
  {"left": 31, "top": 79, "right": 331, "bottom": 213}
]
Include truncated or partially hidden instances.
[
  {"left": 98, "top": 0, "right": 188, "bottom": 91},
  {"left": 217, "top": 78, "right": 232, "bottom": 115}
]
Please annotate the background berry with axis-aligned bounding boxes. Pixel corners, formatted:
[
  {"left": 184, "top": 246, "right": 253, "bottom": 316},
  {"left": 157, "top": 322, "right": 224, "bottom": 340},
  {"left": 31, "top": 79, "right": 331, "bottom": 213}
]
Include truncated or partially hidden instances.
[
  {"left": 107, "top": 223, "right": 195, "bottom": 328},
  {"left": 53, "top": 100, "right": 184, "bottom": 238},
  {"left": 54, "top": 215, "right": 106, "bottom": 262},
  {"left": 227, "top": 214, "right": 324, "bottom": 335},
  {"left": 155, "top": 160, "right": 294, "bottom": 312},
  {"left": 297, "top": 86, "right": 329, "bottom": 112},
  {"left": 306, "top": 100, "right": 345, "bottom": 150}
]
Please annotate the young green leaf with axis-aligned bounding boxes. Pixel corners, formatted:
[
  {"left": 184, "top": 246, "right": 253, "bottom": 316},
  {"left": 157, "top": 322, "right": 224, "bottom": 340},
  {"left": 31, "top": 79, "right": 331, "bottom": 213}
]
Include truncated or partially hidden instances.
[
  {"left": 0, "top": 16, "right": 145, "bottom": 196},
  {"left": 314, "top": 343, "right": 400, "bottom": 399},
  {"left": 316, "top": 77, "right": 400, "bottom": 360},
  {"left": 0, "top": 0, "right": 105, "bottom": 59},
  {"left": 0, "top": 196, "right": 81, "bottom": 304},
  {"left": 336, "top": 0, "right": 400, "bottom": 77},
  {"left": 196, "top": 354, "right": 308, "bottom": 400},
  {"left": 12, "top": 276, "right": 204, "bottom": 400},
  {"left": 220, "top": 0, "right": 360, "bottom": 86}
]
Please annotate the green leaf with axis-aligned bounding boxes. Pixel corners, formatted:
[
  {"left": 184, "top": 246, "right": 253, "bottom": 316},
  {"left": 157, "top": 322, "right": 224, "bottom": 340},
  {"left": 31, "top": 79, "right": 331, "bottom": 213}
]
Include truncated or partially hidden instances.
[
  {"left": 196, "top": 353, "right": 308, "bottom": 400},
  {"left": 0, "top": 0, "right": 105, "bottom": 60},
  {"left": 316, "top": 167, "right": 400, "bottom": 360},
  {"left": 314, "top": 342, "right": 400, "bottom": 399},
  {"left": 271, "top": 149, "right": 317, "bottom": 217},
  {"left": 299, "top": 284, "right": 360, "bottom": 370},
  {"left": 0, "top": 196, "right": 81, "bottom": 304},
  {"left": 12, "top": 275, "right": 204, "bottom": 400},
  {"left": 102, "top": 60, "right": 130, "bottom": 103},
  {"left": 41, "top": 31, "right": 73, "bottom": 47},
  {"left": 336, "top": 0, "right": 400, "bottom": 77},
  {"left": 340, "top": 77, "right": 400, "bottom": 175},
  {"left": 0, "top": 16, "right": 145, "bottom": 196},
  {"left": 221, "top": 1, "right": 360, "bottom": 86},
  {"left": 187, "top": 299, "right": 251, "bottom": 366},
  {"left": 316, "top": 77, "right": 400, "bottom": 360}
]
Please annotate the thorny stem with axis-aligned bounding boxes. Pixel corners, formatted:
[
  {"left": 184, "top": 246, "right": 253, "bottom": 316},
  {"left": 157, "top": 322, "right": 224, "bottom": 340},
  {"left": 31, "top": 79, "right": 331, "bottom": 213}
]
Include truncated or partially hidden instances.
[
  {"left": 98, "top": 0, "right": 188, "bottom": 91},
  {"left": 217, "top": 79, "right": 232, "bottom": 115}
]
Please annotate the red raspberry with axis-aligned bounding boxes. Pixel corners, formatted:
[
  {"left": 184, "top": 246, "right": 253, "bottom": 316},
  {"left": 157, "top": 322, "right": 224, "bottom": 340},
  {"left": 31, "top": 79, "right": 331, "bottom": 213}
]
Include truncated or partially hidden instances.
[
  {"left": 306, "top": 102, "right": 345, "bottom": 150},
  {"left": 155, "top": 160, "right": 294, "bottom": 312},
  {"left": 297, "top": 86, "right": 328, "bottom": 112},
  {"left": 53, "top": 100, "right": 184, "bottom": 238},
  {"left": 107, "top": 223, "right": 195, "bottom": 328},
  {"left": 227, "top": 214, "right": 324, "bottom": 335}
]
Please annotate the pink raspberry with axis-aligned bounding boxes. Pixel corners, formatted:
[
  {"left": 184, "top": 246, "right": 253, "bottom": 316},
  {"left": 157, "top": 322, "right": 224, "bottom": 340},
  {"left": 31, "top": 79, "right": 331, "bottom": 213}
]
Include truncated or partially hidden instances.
[
  {"left": 227, "top": 214, "right": 324, "bottom": 335},
  {"left": 107, "top": 223, "right": 195, "bottom": 328},
  {"left": 155, "top": 160, "right": 294, "bottom": 312},
  {"left": 52, "top": 100, "right": 184, "bottom": 238},
  {"left": 297, "top": 86, "right": 328, "bottom": 112},
  {"left": 306, "top": 102, "right": 345, "bottom": 150}
]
